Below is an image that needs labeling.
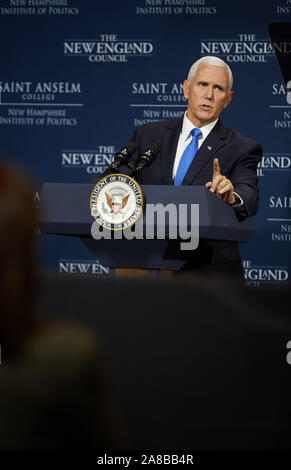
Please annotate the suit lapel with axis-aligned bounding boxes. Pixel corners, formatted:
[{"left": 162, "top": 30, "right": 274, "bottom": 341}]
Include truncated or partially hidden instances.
[
  {"left": 160, "top": 118, "right": 183, "bottom": 185},
  {"left": 183, "top": 119, "right": 228, "bottom": 185}
]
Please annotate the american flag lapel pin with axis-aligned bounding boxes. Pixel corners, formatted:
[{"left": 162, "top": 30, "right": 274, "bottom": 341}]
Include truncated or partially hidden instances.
[{"left": 207, "top": 146, "right": 212, "bottom": 151}]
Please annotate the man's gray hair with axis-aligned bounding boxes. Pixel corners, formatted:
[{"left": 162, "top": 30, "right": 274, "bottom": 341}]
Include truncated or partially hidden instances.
[{"left": 187, "top": 56, "right": 233, "bottom": 91}]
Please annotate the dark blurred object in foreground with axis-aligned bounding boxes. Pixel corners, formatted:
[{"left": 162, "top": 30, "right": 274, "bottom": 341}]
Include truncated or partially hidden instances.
[
  {"left": 268, "top": 22, "right": 291, "bottom": 89},
  {"left": 35, "top": 273, "right": 291, "bottom": 450},
  {"left": 0, "top": 163, "right": 123, "bottom": 449}
]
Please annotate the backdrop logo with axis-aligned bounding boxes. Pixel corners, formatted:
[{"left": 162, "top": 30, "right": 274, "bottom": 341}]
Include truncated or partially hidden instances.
[
  {"left": 1, "top": 0, "right": 79, "bottom": 16},
  {"left": 0, "top": 81, "right": 81, "bottom": 102},
  {"left": 0, "top": 80, "right": 82, "bottom": 127},
  {"left": 200, "top": 33, "right": 290, "bottom": 63},
  {"left": 269, "top": 195, "right": 291, "bottom": 209},
  {"left": 271, "top": 82, "right": 291, "bottom": 129},
  {"left": 136, "top": 0, "right": 217, "bottom": 15},
  {"left": 288, "top": 81, "right": 291, "bottom": 105},
  {"left": 243, "top": 260, "right": 289, "bottom": 285},
  {"left": 64, "top": 34, "right": 154, "bottom": 63},
  {"left": 267, "top": 193, "right": 291, "bottom": 243},
  {"left": 276, "top": 0, "right": 291, "bottom": 14},
  {"left": 130, "top": 81, "right": 186, "bottom": 126},
  {"left": 59, "top": 259, "right": 110, "bottom": 276},
  {"left": 257, "top": 153, "right": 291, "bottom": 177},
  {"left": 270, "top": 222, "right": 291, "bottom": 243},
  {"left": 61, "top": 146, "right": 115, "bottom": 175},
  {"left": 131, "top": 82, "right": 186, "bottom": 104}
]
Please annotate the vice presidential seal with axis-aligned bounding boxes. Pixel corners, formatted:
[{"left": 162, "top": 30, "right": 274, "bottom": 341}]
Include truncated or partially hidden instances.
[{"left": 90, "top": 174, "right": 144, "bottom": 230}]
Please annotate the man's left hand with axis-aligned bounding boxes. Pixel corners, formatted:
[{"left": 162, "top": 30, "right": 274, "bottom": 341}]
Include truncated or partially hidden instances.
[{"left": 205, "top": 158, "right": 236, "bottom": 205}]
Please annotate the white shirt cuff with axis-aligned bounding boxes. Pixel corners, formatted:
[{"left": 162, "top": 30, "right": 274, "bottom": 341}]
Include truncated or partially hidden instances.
[{"left": 232, "top": 191, "right": 244, "bottom": 207}]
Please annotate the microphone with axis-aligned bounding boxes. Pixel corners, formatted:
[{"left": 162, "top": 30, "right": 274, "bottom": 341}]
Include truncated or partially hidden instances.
[
  {"left": 133, "top": 143, "right": 160, "bottom": 176},
  {"left": 109, "top": 141, "right": 137, "bottom": 173}
]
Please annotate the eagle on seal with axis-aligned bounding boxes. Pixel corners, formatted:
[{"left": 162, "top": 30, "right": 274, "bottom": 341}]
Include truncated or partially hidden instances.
[{"left": 105, "top": 192, "right": 130, "bottom": 214}]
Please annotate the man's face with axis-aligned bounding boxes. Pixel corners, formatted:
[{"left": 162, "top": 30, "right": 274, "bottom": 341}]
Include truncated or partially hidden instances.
[{"left": 183, "top": 64, "right": 234, "bottom": 128}]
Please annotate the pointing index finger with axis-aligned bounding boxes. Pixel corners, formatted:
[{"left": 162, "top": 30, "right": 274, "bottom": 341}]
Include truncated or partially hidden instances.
[{"left": 213, "top": 158, "right": 221, "bottom": 178}]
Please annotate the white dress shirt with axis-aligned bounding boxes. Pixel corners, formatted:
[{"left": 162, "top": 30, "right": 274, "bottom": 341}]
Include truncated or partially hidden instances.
[{"left": 172, "top": 113, "right": 218, "bottom": 181}]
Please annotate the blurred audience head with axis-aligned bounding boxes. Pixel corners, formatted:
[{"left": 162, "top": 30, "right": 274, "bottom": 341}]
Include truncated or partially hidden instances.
[{"left": 0, "top": 162, "right": 37, "bottom": 357}]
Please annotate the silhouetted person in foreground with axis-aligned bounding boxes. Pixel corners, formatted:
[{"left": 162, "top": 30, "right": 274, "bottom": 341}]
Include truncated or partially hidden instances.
[{"left": 0, "top": 163, "right": 123, "bottom": 449}]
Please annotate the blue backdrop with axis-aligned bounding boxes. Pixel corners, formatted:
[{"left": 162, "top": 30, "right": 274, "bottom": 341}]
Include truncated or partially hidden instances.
[{"left": 0, "top": 0, "right": 290, "bottom": 285}]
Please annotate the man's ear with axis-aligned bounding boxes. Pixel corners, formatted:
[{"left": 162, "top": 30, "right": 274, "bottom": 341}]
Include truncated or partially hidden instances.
[
  {"left": 224, "top": 90, "right": 234, "bottom": 108},
  {"left": 183, "top": 80, "right": 189, "bottom": 99}
]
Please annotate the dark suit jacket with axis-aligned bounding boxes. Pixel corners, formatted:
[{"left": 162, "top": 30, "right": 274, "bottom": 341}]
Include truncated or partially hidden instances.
[
  {"left": 130, "top": 117, "right": 262, "bottom": 218},
  {"left": 124, "top": 117, "right": 262, "bottom": 277}
]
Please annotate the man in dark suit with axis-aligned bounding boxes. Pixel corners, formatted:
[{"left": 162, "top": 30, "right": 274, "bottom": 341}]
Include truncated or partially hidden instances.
[
  {"left": 98, "top": 56, "right": 261, "bottom": 278},
  {"left": 120, "top": 56, "right": 262, "bottom": 279}
]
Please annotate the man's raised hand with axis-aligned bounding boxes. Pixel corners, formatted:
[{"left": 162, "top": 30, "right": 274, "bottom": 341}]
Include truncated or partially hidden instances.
[{"left": 205, "top": 158, "right": 236, "bottom": 205}]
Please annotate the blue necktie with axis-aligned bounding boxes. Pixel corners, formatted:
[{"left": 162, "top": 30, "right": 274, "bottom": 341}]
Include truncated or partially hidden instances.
[{"left": 174, "top": 128, "right": 202, "bottom": 186}]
